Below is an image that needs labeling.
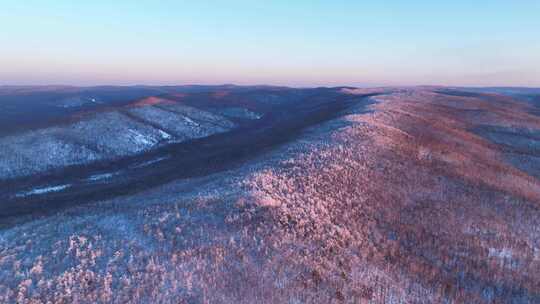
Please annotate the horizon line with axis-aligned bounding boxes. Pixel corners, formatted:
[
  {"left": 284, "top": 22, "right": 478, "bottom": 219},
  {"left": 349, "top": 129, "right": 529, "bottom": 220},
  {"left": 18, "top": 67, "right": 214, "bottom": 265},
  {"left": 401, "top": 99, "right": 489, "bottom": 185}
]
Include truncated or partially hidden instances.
[{"left": 1, "top": 83, "right": 539, "bottom": 90}]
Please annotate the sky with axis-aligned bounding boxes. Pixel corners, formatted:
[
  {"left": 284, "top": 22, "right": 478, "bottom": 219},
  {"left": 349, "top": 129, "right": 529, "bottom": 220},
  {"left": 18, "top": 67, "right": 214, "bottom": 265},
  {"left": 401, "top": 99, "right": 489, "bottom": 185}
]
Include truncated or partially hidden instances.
[{"left": 1, "top": 1, "right": 539, "bottom": 87}]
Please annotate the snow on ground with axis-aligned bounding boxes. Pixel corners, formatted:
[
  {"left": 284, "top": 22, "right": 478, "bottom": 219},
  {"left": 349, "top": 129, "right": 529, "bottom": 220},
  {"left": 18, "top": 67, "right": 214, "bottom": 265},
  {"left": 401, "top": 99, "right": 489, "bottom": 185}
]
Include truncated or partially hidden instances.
[
  {"left": 68, "top": 111, "right": 166, "bottom": 157},
  {"left": 158, "top": 130, "right": 172, "bottom": 140},
  {"left": 15, "top": 184, "right": 72, "bottom": 198},
  {"left": 130, "top": 156, "right": 170, "bottom": 169},
  {"left": 86, "top": 172, "right": 119, "bottom": 182},
  {"left": 129, "top": 103, "right": 235, "bottom": 142},
  {"left": 127, "top": 128, "right": 159, "bottom": 147},
  {"left": 0, "top": 103, "right": 238, "bottom": 181},
  {"left": 0, "top": 128, "right": 100, "bottom": 180},
  {"left": 2, "top": 88, "right": 540, "bottom": 303},
  {"left": 160, "top": 103, "right": 236, "bottom": 130},
  {"left": 214, "top": 107, "right": 262, "bottom": 120}
]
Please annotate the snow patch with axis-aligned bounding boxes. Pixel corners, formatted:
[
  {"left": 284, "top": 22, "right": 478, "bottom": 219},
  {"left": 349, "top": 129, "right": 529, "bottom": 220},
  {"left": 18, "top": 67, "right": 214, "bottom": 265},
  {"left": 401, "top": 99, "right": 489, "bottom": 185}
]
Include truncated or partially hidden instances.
[
  {"left": 15, "top": 184, "right": 72, "bottom": 198},
  {"left": 183, "top": 116, "right": 199, "bottom": 126},
  {"left": 131, "top": 156, "right": 170, "bottom": 169},
  {"left": 158, "top": 129, "right": 172, "bottom": 140},
  {"left": 127, "top": 129, "right": 157, "bottom": 147},
  {"left": 86, "top": 172, "right": 118, "bottom": 182}
]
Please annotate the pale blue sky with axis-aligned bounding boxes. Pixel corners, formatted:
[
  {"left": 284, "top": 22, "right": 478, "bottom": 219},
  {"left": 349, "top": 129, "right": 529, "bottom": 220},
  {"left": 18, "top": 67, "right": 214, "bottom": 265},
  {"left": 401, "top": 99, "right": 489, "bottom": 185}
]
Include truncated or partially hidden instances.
[{"left": 1, "top": 1, "right": 539, "bottom": 87}]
